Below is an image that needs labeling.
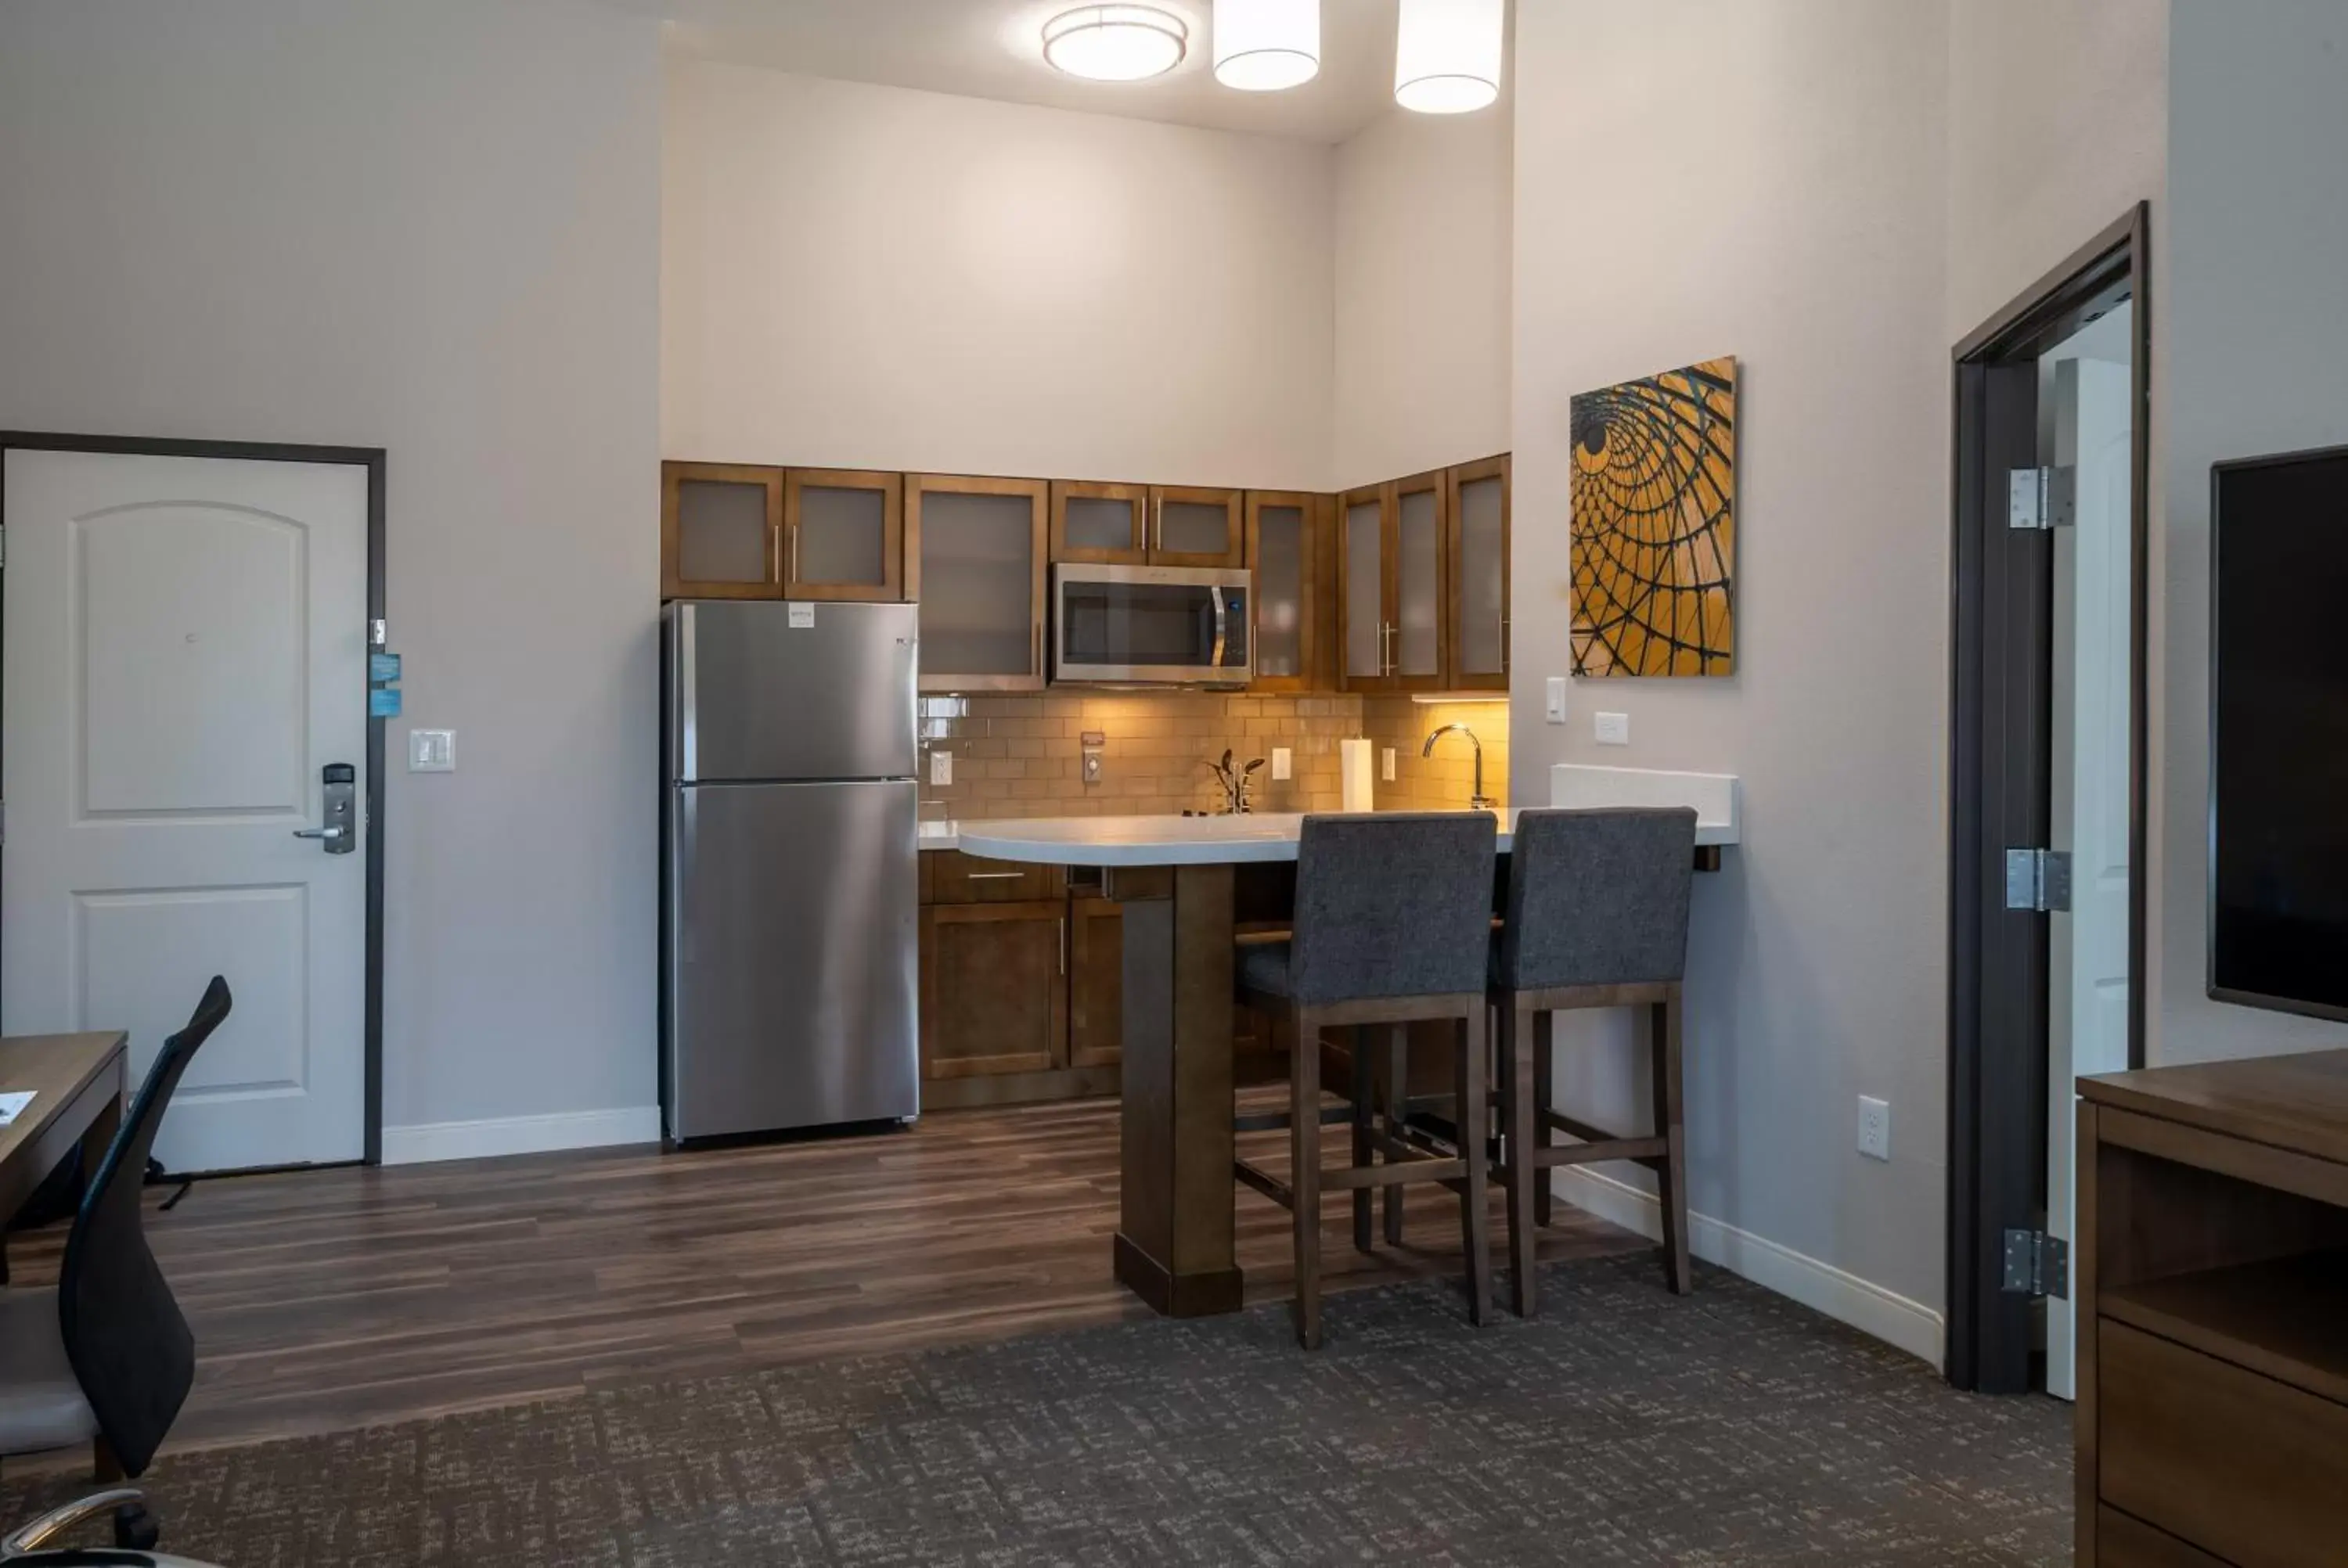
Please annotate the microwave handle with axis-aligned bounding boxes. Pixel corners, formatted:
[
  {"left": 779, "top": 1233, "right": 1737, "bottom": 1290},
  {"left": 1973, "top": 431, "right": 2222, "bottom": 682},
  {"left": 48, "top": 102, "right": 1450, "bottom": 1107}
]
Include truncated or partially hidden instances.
[{"left": 1210, "top": 587, "right": 1229, "bottom": 671}]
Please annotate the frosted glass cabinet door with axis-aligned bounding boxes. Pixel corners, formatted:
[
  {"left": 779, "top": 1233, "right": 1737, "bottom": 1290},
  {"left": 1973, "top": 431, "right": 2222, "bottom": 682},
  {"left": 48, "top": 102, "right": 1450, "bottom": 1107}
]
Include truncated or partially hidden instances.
[
  {"left": 909, "top": 475, "right": 1049, "bottom": 692},
  {"left": 1341, "top": 486, "right": 1390, "bottom": 689},
  {"left": 786, "top": 469, "right": 904, "bottom": 601},
  {"left": 1147, "top": 485, "right": 1244, "bottom": 568},
  {"left": 1050, "top": 480, "right": 1147, "bottom": 564},
  {"left": 663, "top": 462, "right": 780, "bottom": 599},
  {"left": 1393, "top": 470, "right": 1446, "bottom": 688},
  {"left": 1446, "top": 455, "right": 1510, "bottom": 690},
  {"left": 1246, "top": 491, "right": 1319, "bottom": 691}
]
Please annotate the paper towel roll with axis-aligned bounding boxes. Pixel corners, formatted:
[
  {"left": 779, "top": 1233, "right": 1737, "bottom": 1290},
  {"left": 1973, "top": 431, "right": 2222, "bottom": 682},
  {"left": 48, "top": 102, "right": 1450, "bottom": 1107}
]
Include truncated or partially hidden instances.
[{"left": 1340, "top": 737, "right": 1374, "bottom": 813}]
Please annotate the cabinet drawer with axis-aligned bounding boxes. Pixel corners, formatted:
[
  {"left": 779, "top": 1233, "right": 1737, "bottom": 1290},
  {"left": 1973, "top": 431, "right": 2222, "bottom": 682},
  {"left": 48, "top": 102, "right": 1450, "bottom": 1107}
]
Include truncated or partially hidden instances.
[
  {"left": 2096, "top": 1507, "right": 2230, "bottom": 1568},
  {"left": 2099, "top": 1319, "right": 2348, "bottom": 1566},
  {"left": 927, "top": 850, "right": 1064, "bottom": 904}
]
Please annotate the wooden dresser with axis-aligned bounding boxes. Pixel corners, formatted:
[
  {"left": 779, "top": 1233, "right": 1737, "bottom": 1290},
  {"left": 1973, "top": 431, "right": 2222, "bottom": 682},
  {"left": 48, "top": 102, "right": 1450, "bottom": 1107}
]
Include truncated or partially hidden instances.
[{"left": 2077, "top": 1049, "right": 2348, "bottom": 1566}]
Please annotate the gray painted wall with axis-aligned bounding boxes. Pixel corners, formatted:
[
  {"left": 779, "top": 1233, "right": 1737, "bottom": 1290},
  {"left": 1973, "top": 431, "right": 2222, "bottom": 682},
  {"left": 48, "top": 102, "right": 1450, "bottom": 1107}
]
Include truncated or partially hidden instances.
[
  {"left": 2155, "top": 0, "right": 2348, "bottom": 1065},
  {"left": 0, "top": 0, "right": 664, "bottom": 1132}
]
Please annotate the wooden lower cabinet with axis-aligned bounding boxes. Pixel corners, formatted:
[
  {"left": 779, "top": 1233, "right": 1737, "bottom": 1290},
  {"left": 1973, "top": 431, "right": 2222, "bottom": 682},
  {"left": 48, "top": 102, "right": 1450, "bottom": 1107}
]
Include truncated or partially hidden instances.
[
  {"left": 919, "top": 901, "right": 1066, "bottom": 1080},
  {"left": 1067, "top": 897, "right": 1122, "bottom": 1069}
]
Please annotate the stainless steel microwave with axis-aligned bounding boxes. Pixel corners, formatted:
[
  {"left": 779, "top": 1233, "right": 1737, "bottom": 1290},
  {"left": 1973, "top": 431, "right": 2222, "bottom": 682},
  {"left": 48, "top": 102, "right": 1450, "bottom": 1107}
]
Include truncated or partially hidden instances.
[{"left": 1053, "top": 563, "right": 1252, "bottom": 685}]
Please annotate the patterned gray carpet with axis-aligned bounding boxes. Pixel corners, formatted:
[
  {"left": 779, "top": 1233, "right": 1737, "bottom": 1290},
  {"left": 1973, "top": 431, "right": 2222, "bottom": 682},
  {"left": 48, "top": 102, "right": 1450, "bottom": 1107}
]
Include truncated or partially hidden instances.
[{"left": 2, "top": 1253, "right": 2070, "bottom": 1566}]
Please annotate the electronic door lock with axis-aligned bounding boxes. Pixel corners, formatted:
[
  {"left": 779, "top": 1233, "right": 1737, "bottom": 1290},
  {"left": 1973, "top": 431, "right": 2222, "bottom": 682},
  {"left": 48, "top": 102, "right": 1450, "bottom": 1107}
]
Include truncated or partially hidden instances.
[{"left": 294, "top": 763, "right": 358, "bottom": 854}]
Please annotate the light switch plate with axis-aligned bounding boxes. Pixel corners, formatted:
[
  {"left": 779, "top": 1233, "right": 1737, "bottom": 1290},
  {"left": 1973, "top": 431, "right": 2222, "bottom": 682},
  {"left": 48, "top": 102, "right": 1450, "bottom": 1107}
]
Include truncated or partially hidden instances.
[
  {"left": 1547, "top": 676, "right": 1568, "bottom": 725},
  {"left": 1381, "top": 746, "right": 1396, "bottom": 782},
  {"left": 929, "top": 749, "right": 953, "bottom": 786},
  {"left": 1594, "top": 711, "right": 1631, "bottom": 746},
  {"left": 1270, "top": 746, "right": 1292, "bottom": 781},
  {"left": 1858, "top": 1096, "right": 1892, "bottom": 1162},
  {"left": 408, "top": 729, "right": 455, "bottom": 772}
]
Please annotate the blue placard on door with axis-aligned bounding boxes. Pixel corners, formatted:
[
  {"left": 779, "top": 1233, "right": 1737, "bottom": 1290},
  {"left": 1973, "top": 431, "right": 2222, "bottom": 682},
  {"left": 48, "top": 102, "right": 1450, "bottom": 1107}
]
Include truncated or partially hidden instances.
[
  {"left": 369, "top": 651, "right": 403, "bottom": 685},
  {"left": 369, "top": 687, "right": 403, "bottom": 718}
]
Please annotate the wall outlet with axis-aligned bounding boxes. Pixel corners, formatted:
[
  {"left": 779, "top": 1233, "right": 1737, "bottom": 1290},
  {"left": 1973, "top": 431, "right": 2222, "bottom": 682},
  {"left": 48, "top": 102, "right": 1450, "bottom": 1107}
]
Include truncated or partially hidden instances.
[
  {"left": 1081, "top": 730, "right": 1105, "bottom": 784},
  {"left": 1270, "top": 746, "right": 1292, "bottom": 781},
  {"left": 1594, "top": 711, "right": 1631, "bottom": 746},
  {"left": 408, "top": 729, "right": 455, "bottom": 772},
  {"left": 1547, "top": 676, "right": 1568, "bottom": 725},
  {"left": 929, "top": 749, "right": 953, "bottom": 786},
  {"left": 1857, "top": 1096, "right": 1892, "bottom": 1162},
  {"left": 1381, "top": 746, "right": 1396, "bottom": 782}
]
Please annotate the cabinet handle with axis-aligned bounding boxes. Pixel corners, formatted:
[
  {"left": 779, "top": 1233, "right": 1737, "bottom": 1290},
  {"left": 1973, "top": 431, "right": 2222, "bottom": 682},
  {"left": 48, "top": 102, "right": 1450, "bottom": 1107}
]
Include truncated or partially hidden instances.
[
  {"left": 1152, "top": 495, "right": 1162, "bottom": 554},
  {"left": 964, "top": 871, "right": 1027, "bottom": 881},
  {"left": 1035, "top": 622, "right": 1044, "bottom": 677},
  {"left": 1058, "top": 915, "right": 1068, "bottom": 976},
  {"left": 1501, "top": 616, "right": 1511, "bottom": 672},
  {"left": 787, "top": 525, "right": 799, "bottom": 588}
]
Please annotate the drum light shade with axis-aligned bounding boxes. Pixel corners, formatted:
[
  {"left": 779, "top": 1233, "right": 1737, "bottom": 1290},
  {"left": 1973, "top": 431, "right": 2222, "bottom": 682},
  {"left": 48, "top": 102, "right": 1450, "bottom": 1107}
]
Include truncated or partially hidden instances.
[
  {"left": 1042, "top": 5, "right": 1189, "bottom": 81},
  {"left": 1213, "top": 0, "right": 1320, "bottom": 92},
  {"left": 1393, "top": 0, "right": 1503, "bottom": 113}
]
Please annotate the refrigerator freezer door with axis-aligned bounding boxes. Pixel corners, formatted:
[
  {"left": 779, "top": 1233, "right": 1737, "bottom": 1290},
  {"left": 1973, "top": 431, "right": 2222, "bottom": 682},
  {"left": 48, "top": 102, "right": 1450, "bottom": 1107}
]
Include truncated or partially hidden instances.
[
  {"left": 670, "top": 599, "right": 919, "bottom": 782},
  {"left": 665, "top": 778, "right": 919, "bottom": 1138}
]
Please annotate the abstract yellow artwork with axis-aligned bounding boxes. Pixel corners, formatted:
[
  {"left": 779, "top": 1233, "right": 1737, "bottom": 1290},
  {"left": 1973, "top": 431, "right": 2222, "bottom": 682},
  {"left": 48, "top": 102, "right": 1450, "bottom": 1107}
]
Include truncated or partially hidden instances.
[{"left": 1569, "top": 357, "right": 1738, "bottom": 677}]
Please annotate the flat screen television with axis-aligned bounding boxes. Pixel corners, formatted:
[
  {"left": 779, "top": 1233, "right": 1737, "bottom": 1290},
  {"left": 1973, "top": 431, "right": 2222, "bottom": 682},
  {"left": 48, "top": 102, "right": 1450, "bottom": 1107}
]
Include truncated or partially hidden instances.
[{"left": 2210, "top": 444, "right": 2348, "bottom": 1021}]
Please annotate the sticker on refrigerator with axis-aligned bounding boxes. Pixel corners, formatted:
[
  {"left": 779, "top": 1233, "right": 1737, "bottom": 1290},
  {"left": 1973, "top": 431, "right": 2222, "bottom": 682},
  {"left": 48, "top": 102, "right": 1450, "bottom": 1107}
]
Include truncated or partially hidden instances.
[
  {"left": 369, "top": 687, "right": 404, "bottom": 718},
  {"left": 787, "top": 602, "right": 815, "bottom": 629}
]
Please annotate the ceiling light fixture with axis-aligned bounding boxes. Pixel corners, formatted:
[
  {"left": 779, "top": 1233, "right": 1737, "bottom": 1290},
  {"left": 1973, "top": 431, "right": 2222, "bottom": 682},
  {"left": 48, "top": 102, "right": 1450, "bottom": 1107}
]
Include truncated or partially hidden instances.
[
  {"left": 1212, "top": 0, "right": 1320, "bottom": 92},
  {"left": 1042, "top": 5, "right": 1189, "bottom": 82},
  {"left": 1393, "top": 0, "right": 1503, "bottom": 113}
]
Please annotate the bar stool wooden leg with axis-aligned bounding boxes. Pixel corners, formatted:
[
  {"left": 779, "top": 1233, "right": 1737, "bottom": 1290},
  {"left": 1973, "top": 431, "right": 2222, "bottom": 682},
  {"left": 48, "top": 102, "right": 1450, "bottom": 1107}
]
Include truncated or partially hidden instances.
[
  {"left": 1650, "top": 990, "right": 1692, "bottom": 1294},
  {"left": 1531, "top": 1007, "right": 1555, "bottom": 1228},
  {"left": 1455, "top": 1008, "right": 1493, "bottom": 1326},
  {"left": 1381, "top": 1024, "right": 1407, "bottom": 1246},
  {"left": 1501, "top": 997, "right": 1540, "bottom": 1318},
  {"left": 1290, "top": 1002, "right": 1323, "bottom": 1348},
  {"left": 1349, "top": 1027, "right": 1374, "bottom": 1254}
]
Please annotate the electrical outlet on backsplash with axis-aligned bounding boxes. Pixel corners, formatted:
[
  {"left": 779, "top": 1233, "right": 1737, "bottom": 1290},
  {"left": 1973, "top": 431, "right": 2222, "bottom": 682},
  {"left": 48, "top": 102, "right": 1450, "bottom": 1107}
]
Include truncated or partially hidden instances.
[{"left": 913, "top": 692, "right": 1510, "bottom": 818}]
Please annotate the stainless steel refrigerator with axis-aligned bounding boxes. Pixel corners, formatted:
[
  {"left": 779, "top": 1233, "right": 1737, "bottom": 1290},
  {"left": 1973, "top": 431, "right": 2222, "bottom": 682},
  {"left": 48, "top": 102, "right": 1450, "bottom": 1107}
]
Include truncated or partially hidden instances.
[{"left": 661, "top": 599, "right": 920, "bottom": 1142}]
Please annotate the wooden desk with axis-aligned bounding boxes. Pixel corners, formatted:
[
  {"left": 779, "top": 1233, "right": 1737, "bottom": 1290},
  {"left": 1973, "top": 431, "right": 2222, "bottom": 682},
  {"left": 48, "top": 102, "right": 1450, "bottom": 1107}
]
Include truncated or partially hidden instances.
[
  {"left": 0, "top": 1032, "right": 130, "bottom": 1239},
  {"left": 2077, "top": 1049, "right": 2348, "bottom": 1566}
]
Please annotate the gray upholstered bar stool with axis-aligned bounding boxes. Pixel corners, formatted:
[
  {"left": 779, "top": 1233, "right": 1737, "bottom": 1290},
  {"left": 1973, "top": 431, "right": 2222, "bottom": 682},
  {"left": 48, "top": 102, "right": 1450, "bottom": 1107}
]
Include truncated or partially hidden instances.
[
  {"left": 1491, "top": 806, "right": 1698, "bottom": 1318},
  {"left": 1233, "top": 812, "right": 1500, "bottom": 1349}
]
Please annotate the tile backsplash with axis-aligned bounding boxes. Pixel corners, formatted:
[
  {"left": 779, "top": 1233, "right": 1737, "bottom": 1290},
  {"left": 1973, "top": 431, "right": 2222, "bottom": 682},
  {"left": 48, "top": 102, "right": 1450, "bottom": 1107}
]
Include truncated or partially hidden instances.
[{"left": 920, "top": 693, "right": 1509, "bottom": 821}]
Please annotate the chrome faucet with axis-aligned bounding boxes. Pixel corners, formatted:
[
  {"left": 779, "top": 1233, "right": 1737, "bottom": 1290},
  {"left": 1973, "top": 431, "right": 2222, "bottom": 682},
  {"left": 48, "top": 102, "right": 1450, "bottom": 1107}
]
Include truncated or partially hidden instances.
[{"left": 1421, "top": 724, "right": 1496, "bottom": 811}]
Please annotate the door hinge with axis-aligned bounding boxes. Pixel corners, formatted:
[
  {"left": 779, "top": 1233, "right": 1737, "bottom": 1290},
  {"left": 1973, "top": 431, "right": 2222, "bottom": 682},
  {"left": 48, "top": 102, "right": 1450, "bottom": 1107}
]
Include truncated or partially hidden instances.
[
  {"left": 2008, "top": 466, "right": 2076, "bottom": 530},
  {"left": 2001, "top": 1228, "right": 2069, "bottom": 1299},
  {"left": 2004, "top": 847, "right": 2072, "bottom": 912}
]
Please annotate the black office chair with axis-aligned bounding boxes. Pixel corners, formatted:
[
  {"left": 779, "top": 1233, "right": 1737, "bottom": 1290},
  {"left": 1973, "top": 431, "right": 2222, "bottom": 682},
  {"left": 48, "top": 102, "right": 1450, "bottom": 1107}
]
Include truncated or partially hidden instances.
[{"left": 0, "top": 977, "right": 232, "bottom": 1553}]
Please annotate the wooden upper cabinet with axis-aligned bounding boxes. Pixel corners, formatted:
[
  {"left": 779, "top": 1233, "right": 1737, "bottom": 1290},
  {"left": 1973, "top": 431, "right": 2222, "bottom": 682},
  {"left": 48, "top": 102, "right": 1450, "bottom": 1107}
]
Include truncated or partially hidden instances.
[
  {"left": 1339, "top": 474, "right": 1446, "bottom": 694},
  {"left": 1445, "top": 455, "right": 1511, "bottom": 691},
  {"left": 784, "top": 468, "right": 904, "bottom": 601},
  {"left": 908, "top": 473, "right": 1049, "bottom": 692},
  {"left": 1246, "top": 491, "right": 1324, "bottom": 693},
  {"left": 1147, "top": 485, "right": 1244, "bottom": 568},
  {"left": 663, "top": 462, "right": 781, "bottom": 599},
  {"left": 1050, "top": 480, "right": 1147, "bottom": 565},
  {"left": 1338, "top": 482, "right": 1391, "bottom": 692}
]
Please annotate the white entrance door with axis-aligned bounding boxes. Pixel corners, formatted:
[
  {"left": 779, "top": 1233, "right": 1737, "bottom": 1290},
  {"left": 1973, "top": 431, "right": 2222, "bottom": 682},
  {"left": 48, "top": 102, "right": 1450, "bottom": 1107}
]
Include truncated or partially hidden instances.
[
  {"left": 3, "top": 449, "right": 368, "bottom": 1173},
  {"left": 2044, "top": 334, "right": 2134, "bottom": 1400}
]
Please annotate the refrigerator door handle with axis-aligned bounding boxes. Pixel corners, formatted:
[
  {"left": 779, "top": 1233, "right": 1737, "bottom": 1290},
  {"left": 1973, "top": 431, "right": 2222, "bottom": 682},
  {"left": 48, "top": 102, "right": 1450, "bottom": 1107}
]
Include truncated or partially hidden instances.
[{"left": 678, "top": 603, "right": 699, "bottom": 782}]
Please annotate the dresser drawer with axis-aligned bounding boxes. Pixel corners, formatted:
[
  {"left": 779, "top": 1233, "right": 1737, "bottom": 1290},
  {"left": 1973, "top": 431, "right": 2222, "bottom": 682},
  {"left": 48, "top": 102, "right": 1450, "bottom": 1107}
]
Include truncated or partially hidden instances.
[
  {"left": 926, "top": 850, "right": 1064, "bottom": 904},
  {"left": 2097, "top": 1507, "right": 2230, "bottom": 1568},
  {"left": 2100, "top": 1320, "right": 2348, "bottom": 1566}
]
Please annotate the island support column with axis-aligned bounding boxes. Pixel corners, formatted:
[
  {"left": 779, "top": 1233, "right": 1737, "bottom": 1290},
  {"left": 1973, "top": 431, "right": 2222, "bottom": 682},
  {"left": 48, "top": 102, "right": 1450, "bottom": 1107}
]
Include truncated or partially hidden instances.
[{"left": 1108, "top": 861, "right": 1244, "bottom": 1316}]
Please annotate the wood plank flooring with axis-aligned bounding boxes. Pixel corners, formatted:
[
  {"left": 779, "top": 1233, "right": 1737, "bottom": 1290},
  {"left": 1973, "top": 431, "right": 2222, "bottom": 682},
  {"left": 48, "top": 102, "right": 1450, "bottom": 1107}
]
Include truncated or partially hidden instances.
[{"left": 2, "top": 1093, "right": 1645, "bottom": 1458}]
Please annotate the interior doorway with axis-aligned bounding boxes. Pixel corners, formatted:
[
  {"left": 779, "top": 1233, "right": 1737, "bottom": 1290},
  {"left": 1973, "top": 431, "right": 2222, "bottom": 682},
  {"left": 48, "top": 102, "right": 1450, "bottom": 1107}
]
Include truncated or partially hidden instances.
[
  {"left": 1945, "top": 206, "right": 2151, "bottom": 1396},
  {"left": 0, "top": 433, "right": 387, "bottom": 1173}
]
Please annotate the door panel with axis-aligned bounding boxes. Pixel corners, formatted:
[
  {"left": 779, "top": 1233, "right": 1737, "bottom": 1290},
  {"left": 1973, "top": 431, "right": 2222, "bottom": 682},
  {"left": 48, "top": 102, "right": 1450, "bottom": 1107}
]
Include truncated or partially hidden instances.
[
  {"left": 2047, "top": 342, "right": 2136, "bottom": 1399},
  {"left": 670, "top": 599, "right": 919, "bottom": 782},
  {"left": 667, "top": 779, "right": 919, "bottom": 1137},
  {"left": 4, "top": 449, "right": 368, "bottom": 1172}
]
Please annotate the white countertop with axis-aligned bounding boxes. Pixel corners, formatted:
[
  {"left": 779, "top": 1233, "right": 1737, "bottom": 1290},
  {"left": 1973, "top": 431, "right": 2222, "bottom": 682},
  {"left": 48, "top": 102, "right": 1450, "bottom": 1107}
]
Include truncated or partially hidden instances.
[
  {"left": 953, "top": 811, "right": 1522, "bottom": 866},
  {"left": 918, "top": 819, "right": 960, "bottom": 853}
]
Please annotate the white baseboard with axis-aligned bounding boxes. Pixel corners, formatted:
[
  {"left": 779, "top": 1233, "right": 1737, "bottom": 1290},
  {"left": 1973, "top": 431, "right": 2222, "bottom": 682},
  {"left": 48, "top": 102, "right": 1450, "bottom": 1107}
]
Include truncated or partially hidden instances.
[
  {"left": 380, "top": 1106, "right": 662, "bottom": 1166},
  {"left": 1553, "top": 1167, "right": 1945, "bottom": 1369}
]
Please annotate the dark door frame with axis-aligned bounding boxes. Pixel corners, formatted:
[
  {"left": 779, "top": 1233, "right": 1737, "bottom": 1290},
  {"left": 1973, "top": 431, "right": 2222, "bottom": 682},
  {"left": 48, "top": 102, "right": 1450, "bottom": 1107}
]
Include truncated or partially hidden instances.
[
  {"left": 0, "top": 430, "right": 388, "bottom": 1166},
  {"left": 1944, "top": 203, "right": 2152, "bottom": 1394}
]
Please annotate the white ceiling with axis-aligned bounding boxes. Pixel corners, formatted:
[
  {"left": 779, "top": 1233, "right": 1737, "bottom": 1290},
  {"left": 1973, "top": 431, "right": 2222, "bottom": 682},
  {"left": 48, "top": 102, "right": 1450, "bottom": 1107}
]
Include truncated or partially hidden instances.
[{"left": 638, "top": 0, "right": 1458, "bottom": 145}]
